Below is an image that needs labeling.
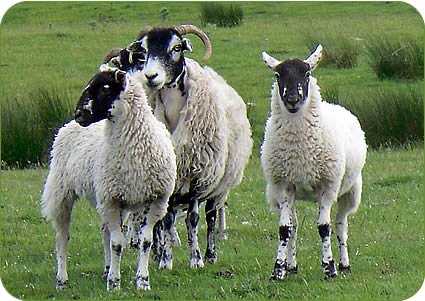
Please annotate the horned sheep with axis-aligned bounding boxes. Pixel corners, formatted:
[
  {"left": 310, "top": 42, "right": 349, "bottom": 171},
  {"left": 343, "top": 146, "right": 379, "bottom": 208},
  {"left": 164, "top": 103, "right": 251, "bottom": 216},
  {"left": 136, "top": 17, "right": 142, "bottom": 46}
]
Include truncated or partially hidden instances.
[
  {"left": 260, "top": 45, "right": 367, "bottom": 280},
  {"left": 126, "top": 25, "right": 253, "bottom": 269},
  {"left": 40, "top": 66, "right": 176, "bottom": 291}
]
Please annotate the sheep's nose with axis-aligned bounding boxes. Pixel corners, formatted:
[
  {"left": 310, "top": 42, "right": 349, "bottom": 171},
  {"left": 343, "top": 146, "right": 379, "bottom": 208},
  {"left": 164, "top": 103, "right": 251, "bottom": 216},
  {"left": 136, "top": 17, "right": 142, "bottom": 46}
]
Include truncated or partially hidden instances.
[
  {"left": 145, "top": 72, "right": 158, "bottom": 81},
  {"left": 287, "top": 95, "right": 301, "bottom": 104}
]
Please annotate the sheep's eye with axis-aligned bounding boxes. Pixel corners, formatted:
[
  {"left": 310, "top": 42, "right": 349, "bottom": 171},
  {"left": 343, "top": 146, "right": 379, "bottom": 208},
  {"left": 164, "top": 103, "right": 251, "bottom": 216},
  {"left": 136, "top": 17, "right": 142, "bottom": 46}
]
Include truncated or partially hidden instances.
[
  {"left": 172, "top": 45, "right": 182, "bottom": 52},
  {"left": 274, "top": 72, "right": 280, "bottom": 79},
  {"left": 140, "top": 46, "right": 147, "bottom": 54}
]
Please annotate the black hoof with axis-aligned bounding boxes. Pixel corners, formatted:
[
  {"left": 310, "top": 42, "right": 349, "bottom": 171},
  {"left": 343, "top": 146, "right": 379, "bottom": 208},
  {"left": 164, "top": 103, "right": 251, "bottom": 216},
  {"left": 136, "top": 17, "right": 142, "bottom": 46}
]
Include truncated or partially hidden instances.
[
  {"left": 338, "top": 263, "right": 351, "bottom": 273},
  {"left": 56, "top": 279, "right": 69, "bottom": 290},
  {"left": 270, "top": 268, "right": 286, "bottom": 281},
  {"left": 287, "top": 265, "right": 298, "bottom": 275},
  {"left": 322, "top": 260, "right": 337, "bottom": 280},
  {"left": 205, "top": 250, "right": 217, "bottom": 264}
]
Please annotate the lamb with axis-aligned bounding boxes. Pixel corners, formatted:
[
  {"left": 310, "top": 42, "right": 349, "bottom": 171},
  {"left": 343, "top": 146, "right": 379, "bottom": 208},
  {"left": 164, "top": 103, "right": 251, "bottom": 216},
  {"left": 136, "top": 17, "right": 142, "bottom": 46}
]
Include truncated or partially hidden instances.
[
  {"left": 260, "top": 45, "right": 367, "bottom": 280},
  {"left": 126, "top": 24, "right": 253, "bottom": 269},
  {"left": 40, "top": 66, "right": 176, "bottom": 291}
]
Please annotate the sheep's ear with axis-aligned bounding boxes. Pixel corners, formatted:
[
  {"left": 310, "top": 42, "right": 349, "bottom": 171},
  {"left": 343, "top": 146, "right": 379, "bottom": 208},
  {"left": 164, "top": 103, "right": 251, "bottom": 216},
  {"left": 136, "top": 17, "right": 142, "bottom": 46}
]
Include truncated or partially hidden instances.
[
  {"left": 182, "top": 38, "right": 193, "bottom": 52},
  {"left": 115, "top": 70, "right": 126, "bottom": 85},
  {"left": 304, "top": 44, "right": 323, "bottom": 71},
  {"left": 261, "top": 52, "right": 280, "bottom": 70}
]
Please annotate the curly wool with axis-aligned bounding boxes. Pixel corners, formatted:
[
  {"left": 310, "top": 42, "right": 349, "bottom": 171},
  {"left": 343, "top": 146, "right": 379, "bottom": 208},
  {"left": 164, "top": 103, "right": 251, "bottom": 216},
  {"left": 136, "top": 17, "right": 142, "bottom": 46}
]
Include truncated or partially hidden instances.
[
  {"left": 261, "top": 77, "right": 367, "bottom": 209},
  {"left": 150, "top": 58, "right": 252, "bottom": 203},
  {"left": 41, "top": 76, "right": 176, "bottom": 222}
]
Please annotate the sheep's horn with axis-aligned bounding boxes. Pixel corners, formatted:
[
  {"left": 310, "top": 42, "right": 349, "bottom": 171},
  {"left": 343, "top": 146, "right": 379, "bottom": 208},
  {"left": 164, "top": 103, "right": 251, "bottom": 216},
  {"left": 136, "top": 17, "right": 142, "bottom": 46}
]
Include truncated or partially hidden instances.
[
  {"left": 136, "top": 25, "right": 154, "bottom": 40},
  {"left": 174, "top": 24, "right": 212, "bottom": 60}
]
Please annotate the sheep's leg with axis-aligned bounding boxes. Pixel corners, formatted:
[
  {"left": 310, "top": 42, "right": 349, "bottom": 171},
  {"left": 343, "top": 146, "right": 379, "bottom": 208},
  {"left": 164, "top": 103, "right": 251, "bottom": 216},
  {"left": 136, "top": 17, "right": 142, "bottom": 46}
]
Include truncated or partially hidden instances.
[
  {"left": 158, "top": 207, "right": 177, "bottom": 270},
  {"left": 217, "top": 206, "right": 228, "bottom": 240},
  {"left": 318, "top": 187, "right": 338, "bottom": 279},
  {"left": 336, "top": 177, "right": 362, "bottom": 273},
  {"left": 103, "top": 204, "right": 126, "bottom": 290},
  {"left": 186, "top": 199, "right": 204, "bottom": 269},
  {"left": 101, "top": 223, "right": 111, "bottom": 281},
  {"left": 205, "top": 198, "right": 217, "bottom": 264},
  {"left": 151, "top": 220, "right": 163, "bottom": 263},
  {"left": 286, "top": 205, "right": 298, "bottom": 273},
  {"left": 268, "top": 183, "right": 295, "bottom": 281},
  {"left": 54, "top": 199, "right": 74, "bottom": 290}
]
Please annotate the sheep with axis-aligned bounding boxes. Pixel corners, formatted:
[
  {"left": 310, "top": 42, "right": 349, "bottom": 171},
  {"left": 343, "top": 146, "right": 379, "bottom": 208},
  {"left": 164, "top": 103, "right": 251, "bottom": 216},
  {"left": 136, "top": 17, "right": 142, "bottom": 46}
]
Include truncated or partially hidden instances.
[
  {"left": 40, "top": 65, "right": 176, "bottom": 291},
  {"left": 126, "top": 24, "right": 253, "bottom": 269},
  {"left": 260, "top": 45, "right": 367, "bottom": 280}
]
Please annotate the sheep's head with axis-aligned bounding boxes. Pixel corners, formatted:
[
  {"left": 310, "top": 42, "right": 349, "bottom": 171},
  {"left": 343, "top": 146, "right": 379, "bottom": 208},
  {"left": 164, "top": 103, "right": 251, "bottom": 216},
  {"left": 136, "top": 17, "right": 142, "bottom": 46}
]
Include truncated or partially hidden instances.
[
  {"left": 75, "top": 65, "right": 126, "bottom": 127},
  {"left": 261, "top": 44, "right": 322, "bottom": 114},
  {"left": 127, "top": 25, "right": 212, "bottom": 90},
  {"left": 103, "top": 47, "right": 146, "bottom": 72}
]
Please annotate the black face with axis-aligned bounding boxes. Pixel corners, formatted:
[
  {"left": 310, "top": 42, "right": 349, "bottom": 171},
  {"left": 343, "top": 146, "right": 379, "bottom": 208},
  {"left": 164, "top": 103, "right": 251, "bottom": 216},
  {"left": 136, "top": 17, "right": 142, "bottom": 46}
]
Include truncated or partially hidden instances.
[
  {"left": 75, "top": 70, "right": 125, "bottom": 127},
  {"left": 104, "top": 48, "right": 146, "bottom": 72},
  {"left": 139, "top": 28, "right": 191, "bottom": 89},
  {"left": 275, "top": 59, "right": 311, "bottom": 113}
]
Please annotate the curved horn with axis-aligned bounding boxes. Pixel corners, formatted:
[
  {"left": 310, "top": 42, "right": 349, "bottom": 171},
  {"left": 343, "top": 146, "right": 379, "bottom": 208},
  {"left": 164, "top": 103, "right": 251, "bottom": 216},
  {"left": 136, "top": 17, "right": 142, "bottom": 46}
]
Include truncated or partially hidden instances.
[
  {"left": 136, "top": 25, "right": 154, "bottom": 40},
  {"left": 174, "top": 24, "right": 212, "bottom": 60}
]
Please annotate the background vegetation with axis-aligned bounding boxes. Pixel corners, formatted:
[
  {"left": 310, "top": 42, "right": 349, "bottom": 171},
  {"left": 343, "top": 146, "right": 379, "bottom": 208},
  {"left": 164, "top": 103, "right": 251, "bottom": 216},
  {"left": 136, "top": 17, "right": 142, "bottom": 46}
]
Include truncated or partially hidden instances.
[{"left": 0, "top": 1, "right": 423, "bottom": 300}]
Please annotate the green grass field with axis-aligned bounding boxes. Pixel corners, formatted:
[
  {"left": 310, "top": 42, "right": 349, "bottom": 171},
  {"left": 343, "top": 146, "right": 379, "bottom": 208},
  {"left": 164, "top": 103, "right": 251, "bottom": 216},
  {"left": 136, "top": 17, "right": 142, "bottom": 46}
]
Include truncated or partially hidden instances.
[
  {"left": 0, "top": 1, "right": 424, "bottom": 300},
  {"left": 0, "top": 149, "right": 423, "bottom": 300}
]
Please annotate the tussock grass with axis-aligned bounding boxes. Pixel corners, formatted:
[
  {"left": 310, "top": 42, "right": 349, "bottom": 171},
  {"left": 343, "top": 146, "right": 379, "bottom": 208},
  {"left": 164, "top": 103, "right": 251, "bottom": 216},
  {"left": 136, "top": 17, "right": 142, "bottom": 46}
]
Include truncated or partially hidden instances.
[
  {"left": 199, "top": 2, "right": 243, "bottom": 28},
  {"left": 305, "top": 32, "right": 360, "bottom": 68},
  {"left": 324, "top": 83, "right": 424, "bottom": 148},
  {"left": 1, "top": 88, "right": 74, "bottom": 168},
  {"left": 365, "top": 34, "right": 424, "bottom": 80}
]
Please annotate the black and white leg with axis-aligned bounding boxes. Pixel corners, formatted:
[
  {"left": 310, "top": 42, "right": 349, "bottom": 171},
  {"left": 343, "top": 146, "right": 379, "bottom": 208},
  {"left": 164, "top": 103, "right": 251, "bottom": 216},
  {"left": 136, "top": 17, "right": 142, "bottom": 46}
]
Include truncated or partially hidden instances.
[
  {"left": 101, "top": 223, "right": 111, "bottom": 281},
  {"left": 268, "top": 183, "right": 295, "bottom": 280},
  {"left": 186, "top": 199, "right": 204, "bottom": 269},
  {"left": 318, "top": 187, "right": 338, "bottom": 279},
  {"left": 158, "top": 206, "right": 177, "bottom": 270},
  {"left": 103, "top": 204, "right": 126, "bottom": 290},
  {"left": 286, "top": 205, "right": 298, "bottom": 274},
  {"left": 205, "top": 198, "right": 217, "bottom": 264}
]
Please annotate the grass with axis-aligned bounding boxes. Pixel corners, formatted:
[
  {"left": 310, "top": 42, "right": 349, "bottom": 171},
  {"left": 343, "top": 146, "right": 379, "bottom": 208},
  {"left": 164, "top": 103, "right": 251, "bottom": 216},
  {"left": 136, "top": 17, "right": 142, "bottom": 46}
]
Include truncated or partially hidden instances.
[
  {"left": 0, "top": 1, "right": 424, "bottom": 300},
  {"left": 199, "top": 2, "right": 244, "bottom": 28},
  {"left": 1, "top": 88, "right": 74, "bottom": 168},
  {"left": 365, "top": 33, "right": 424, "bottom": 80},
  {"left": 322, "top": 82, "right": 424, "bottom": 148},
  {"left": 304, "top": 32, "right": 360, "bottom": 69},
  {"left": 0, "top": 147, "right": 423, "bottom": 300}
]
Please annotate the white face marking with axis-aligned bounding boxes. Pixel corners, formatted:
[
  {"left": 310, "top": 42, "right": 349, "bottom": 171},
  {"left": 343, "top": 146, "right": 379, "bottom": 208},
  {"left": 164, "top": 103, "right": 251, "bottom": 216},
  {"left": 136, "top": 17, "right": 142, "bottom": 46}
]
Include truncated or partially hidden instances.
[
  {"left": 83, "top": 99, "right": 94, "bottom": 113},
  {"left": 103, "top": 84, "right": 110, "bottom": 89},
  {"left": 142, "top": 57, "right": 166, "bottom": 89},
  {"left": 297, "top": 83, "right": 303, "bottom": 96},
  {"left": 282, "top": 87, "right": 287, "bottom": 97}
]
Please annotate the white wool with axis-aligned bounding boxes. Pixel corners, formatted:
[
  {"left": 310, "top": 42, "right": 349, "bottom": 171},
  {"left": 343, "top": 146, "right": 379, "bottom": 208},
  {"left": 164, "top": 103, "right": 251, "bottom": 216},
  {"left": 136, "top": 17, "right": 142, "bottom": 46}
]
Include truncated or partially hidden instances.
[
  {"left": 261, "top": 77, "right": 367, "bottom": 209},
  {"left": 148, "top": 58, "right": 252, "bottom": 205},
  {"left": 41, "top": 76, "right": 176, "bottom": 224}
]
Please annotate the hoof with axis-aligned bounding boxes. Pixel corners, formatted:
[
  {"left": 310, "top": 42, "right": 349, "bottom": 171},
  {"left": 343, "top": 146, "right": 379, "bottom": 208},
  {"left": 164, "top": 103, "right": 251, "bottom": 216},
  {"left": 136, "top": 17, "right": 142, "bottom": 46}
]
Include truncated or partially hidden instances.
[
  {"left": 189, "top": 258, "right": 204, "bottom": 269},
  {"left": 287, "top": 265, "right": 298, "bottom": 275},
  {"left": 270, "top": 268, "right": 287, "bottom": 281},
  {"left": 55, "top": 279, "right": 69, "bottom": 290},
  {"left": 322, "top": 260, "right": 337, "bottom": 280},
  {"left": 136, "top": 275, "right": 151, "bottom": 291},
  {"left": 107, "top": 278, "right": 120, "bottom": 290},
  {"left": 205, "top": 249, "right": 217, "bottom": 264},
  {"left": 338, "top": 263, "right": 351, "bottom": 273}
]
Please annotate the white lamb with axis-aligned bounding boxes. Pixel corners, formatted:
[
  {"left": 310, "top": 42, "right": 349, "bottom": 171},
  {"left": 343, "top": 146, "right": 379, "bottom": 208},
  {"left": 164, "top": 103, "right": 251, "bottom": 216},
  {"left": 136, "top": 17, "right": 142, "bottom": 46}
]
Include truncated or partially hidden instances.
[
  {"left": 260, "top": 45, "right": 367, "bottom": 280},
  {"left": 40, "top": 66, "right": 176, "bottom": 291}
]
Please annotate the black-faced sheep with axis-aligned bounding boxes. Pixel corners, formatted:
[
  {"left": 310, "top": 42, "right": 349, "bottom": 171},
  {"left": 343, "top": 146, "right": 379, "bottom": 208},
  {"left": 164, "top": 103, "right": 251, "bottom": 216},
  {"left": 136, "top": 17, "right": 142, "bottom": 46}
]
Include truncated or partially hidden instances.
[
  {"left": 40, "top": 66, "right": 176, "bottom": 291},
  {"left": 126, "top": 25, "right": 253, "bottom": 269},
  {"left": 261, "top": 45, "right": 367, "bottom": 280}
]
